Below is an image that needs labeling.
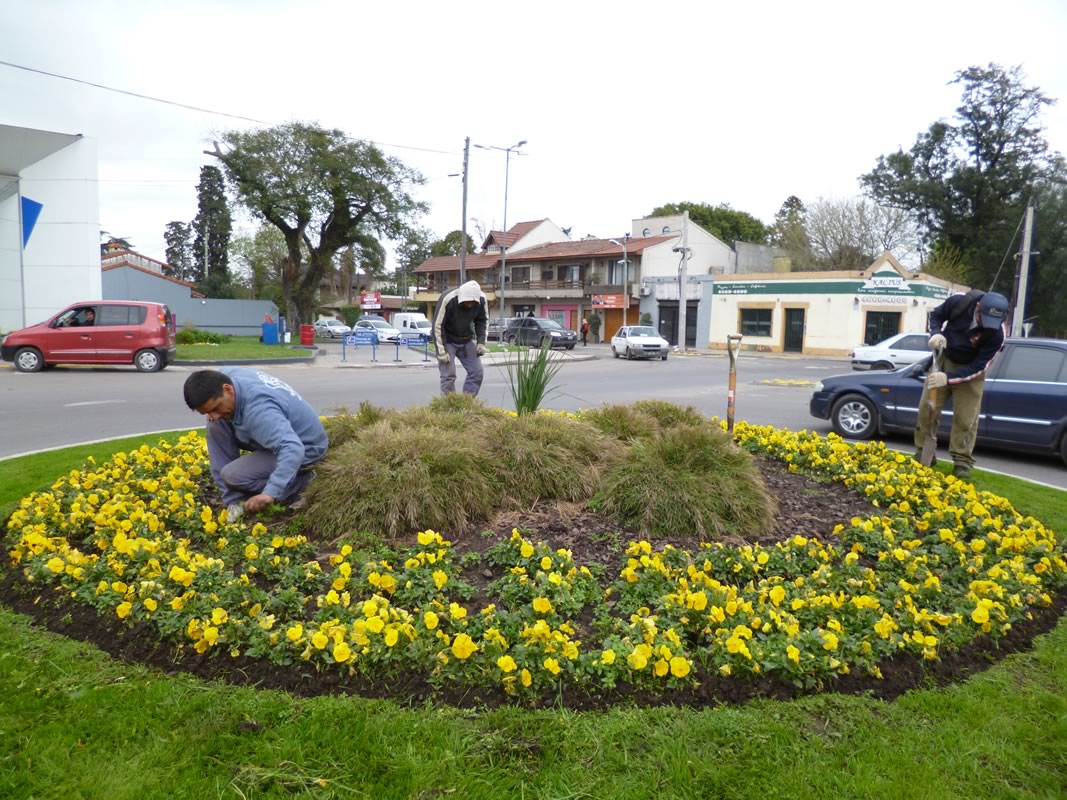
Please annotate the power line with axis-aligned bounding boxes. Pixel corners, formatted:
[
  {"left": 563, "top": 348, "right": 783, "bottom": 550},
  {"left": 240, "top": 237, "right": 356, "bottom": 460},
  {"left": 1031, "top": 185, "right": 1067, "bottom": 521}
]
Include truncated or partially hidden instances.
[
  {"left": 0, "top": 58, "right": 459, "bottom": 156},
  {"left": 0, "top": 58, "right": 268, "bottom": 124}
]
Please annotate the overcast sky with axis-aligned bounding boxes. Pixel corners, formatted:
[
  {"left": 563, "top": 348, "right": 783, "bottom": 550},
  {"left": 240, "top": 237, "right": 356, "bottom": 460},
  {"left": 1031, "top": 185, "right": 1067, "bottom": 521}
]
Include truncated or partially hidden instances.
[{"left": 3, "top": 0, "right": 1066, "bottom": 268}]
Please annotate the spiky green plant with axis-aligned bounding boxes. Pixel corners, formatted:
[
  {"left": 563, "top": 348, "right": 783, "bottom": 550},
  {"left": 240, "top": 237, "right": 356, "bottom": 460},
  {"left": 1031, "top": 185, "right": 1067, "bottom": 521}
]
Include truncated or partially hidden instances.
[{"left": 504, "top": 342, "right": 565, "bottom": 415}]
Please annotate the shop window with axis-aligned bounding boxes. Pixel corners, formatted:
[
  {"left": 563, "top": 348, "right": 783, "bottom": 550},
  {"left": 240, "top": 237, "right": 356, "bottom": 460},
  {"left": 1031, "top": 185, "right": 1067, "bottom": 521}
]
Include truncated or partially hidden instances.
[{"left": 740, "top": 308, "right": 772, "bottom": 337}]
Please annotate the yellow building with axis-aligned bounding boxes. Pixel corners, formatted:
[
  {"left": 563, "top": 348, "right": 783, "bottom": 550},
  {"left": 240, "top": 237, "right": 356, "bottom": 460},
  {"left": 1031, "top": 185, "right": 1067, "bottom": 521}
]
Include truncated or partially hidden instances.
[{"left": 709, "top": 253, "right": 964, "bottom": 355}]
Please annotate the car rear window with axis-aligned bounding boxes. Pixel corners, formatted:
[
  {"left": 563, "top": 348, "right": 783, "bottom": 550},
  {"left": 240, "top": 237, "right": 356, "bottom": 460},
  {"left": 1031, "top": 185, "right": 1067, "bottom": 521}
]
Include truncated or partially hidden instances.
[
  {"left": 893, "top": 335, "right": 929, "bottom": 351},
  {"left": 97, "top": 305, "right": 146, "bottom": 326}
]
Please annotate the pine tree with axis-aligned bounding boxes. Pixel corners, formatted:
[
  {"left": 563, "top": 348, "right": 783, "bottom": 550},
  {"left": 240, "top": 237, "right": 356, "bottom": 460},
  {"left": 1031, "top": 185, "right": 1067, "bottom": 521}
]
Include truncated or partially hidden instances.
[{"left": 192, "top": 165, "right": 233, "bottom": 296}]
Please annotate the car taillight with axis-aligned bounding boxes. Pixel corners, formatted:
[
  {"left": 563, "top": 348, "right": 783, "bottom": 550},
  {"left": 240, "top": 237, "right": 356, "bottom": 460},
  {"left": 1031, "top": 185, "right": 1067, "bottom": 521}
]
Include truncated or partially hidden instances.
[{"left": 158, "top": 311, "right": 166, "bottom": 327}]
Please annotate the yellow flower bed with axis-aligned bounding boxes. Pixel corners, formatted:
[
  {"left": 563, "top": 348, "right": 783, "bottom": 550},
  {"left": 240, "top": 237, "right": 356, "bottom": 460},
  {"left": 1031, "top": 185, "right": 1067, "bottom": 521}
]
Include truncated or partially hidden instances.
[{"left": 6, "top": 423, "right": 1066, "bottom": 696}]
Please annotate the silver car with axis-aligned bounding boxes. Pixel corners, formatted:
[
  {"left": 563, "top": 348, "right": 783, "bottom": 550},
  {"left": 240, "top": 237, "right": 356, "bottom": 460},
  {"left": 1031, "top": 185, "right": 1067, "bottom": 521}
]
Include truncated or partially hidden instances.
[
  {"left": 314, "top": 319, "right": 352, "bottom": 339},
  {"left": 850, "top": 332, "right": 930, "bottom": 371}
]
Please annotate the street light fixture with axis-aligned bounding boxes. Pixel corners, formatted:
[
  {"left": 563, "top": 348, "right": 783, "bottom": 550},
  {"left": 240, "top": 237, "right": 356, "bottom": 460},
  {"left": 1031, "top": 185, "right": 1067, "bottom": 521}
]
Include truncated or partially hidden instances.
[
  {"left": 608, "top": 234, "right": 631, "bottom": 327},
  {"left": 474, "top": 139, "right": 526, "bottom": 317}
]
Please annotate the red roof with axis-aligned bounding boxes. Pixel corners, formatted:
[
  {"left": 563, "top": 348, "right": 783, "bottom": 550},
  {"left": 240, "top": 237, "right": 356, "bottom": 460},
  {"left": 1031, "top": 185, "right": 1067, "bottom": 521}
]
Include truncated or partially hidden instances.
[
  {"left": 414, "top": 253, "right": 501, "bottom": 274},
  {"left": 503, "top": 235, "right": 674, "bottom": 262},
  {"left": 481, "top": 220, "right": 544, "bottom": 250},
  {"left": 102, "top": 261, "right": 206, "bottom": 298}
]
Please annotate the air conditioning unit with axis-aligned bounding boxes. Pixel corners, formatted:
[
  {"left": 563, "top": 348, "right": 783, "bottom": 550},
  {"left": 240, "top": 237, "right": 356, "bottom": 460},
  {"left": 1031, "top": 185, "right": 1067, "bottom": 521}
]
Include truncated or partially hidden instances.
[{"left": 639, "top": 286, "right": 651, "bottom": 297}]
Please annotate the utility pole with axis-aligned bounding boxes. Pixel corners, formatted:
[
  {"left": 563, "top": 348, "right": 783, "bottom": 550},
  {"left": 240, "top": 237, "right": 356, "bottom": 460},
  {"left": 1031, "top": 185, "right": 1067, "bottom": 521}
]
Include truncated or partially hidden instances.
[
  {"left": 459, "top": 136, "right": 470, "bottom": 284},
  {"left": 676, "top": 210, "right": 689, "bottom": 352},
  {"left": 1009, "top": 199, "right": 1036, "bottom": 338}
]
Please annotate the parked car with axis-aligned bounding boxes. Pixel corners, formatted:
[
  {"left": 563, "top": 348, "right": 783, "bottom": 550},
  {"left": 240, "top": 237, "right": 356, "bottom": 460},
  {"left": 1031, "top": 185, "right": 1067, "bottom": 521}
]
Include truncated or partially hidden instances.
[
  {"left": 1, "top": 300, "right": 177, "bottom": 373},
  {"left": 850, "top": 331, "right": 931, "bottom": 371},
  {"left": 809, "top": 337, "right": 1067, "bottom": 465},
  {"left": 353, "top": 318, "right": 402, "bottom": 343},
  {"left": 487, "top": 317, "right": 522, "bottom": 342},
  {"left": 509, "top": 317, "right": 578, "bottom": 349},
  {"left": 611, "top": 325, "right": 670, "bottom": 361},
  {"left": 314, "top": 318, "right": 352, "bottom": 339},
  {"left": 393, "top": 313, "right": 432, "bottom": 338}
]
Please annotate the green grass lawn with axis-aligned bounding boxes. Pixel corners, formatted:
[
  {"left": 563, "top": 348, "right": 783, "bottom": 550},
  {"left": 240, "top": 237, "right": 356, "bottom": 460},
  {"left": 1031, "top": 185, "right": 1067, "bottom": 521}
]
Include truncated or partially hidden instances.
[
  {"left": 1, "top": 439, "right": 1066, "bottom": 798},
  {"left": 177, "top": 336, "right": 314, "bottom": 362}
]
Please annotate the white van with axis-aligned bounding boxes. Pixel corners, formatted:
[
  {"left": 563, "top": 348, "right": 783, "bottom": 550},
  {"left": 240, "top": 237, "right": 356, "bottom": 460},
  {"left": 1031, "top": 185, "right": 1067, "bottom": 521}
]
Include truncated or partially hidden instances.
[{"left": 393, "top": 312, "right": 432, "bottom": 337}]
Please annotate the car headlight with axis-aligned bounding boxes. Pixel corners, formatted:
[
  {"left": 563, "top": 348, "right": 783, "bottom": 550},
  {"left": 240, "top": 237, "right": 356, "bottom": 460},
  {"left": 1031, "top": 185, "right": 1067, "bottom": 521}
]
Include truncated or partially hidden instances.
[
  {"left": 814, "top": 381, "right": 824, "bottom": 392},
  {"left": 550, "top": 331, "right": 561, "bottom": 337}
]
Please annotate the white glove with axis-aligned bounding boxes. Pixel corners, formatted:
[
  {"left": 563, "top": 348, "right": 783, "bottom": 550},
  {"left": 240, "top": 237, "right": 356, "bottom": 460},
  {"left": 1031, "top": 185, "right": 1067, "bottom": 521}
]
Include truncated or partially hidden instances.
[
  {"left": 476, "top": 343, "right": 487, "bottom": 357},
  {"left": 928, "top": 334, "right": 946, "bottom": 351},
  {"left": 437, "top": 350, "right": 450, "bottom": 365},
  {"left": 926, "top": 371, "right": 948, "bottom": 389}
]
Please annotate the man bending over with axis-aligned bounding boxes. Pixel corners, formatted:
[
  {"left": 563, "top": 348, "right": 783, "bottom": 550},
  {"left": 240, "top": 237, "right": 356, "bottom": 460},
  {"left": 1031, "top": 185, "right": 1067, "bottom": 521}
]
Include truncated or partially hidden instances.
[{"left": 183, "top": 368, "right": 328, "bottom": 520}]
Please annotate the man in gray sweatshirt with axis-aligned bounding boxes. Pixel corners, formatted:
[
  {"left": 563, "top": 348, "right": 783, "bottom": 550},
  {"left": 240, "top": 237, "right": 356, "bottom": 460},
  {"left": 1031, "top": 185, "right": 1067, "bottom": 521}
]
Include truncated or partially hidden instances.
[
  {"left": 183, "top": 368, "right": 328, "bottom": 520},
  {"left": 432, "top": 279, "right": 489, "bottom": 396}
]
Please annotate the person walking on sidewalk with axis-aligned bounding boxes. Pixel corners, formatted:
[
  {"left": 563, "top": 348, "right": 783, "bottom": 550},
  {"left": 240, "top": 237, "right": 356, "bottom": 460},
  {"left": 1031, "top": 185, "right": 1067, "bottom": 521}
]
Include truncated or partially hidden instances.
[
  {"left": 432, "top": 279, "right": 489, "bottom": 396},
  {"left": 913, "top": 290, "right": 1008, "bottom": 478},
  {"left": 183, "top": 368, "right": 328, "bottom": 520},
  {"left": 580, "top": 318, "right": 590, "bottom": 346}
]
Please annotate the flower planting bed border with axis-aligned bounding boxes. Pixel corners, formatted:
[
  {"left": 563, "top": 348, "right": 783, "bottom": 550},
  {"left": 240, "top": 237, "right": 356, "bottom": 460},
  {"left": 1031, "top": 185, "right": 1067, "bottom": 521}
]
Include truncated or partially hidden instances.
[
  {"left": 1, "top": 567, "right": 1064, "bottom": 709},
  {"left": 4, "top": 420, "right": 1066, "bottom": 710}
]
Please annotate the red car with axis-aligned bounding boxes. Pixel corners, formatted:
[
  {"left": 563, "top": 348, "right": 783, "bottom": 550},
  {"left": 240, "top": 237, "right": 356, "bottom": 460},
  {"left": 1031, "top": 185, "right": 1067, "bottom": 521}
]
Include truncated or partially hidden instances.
[{"left": 1, "top": 301, "right": 177, "bottom": 373}]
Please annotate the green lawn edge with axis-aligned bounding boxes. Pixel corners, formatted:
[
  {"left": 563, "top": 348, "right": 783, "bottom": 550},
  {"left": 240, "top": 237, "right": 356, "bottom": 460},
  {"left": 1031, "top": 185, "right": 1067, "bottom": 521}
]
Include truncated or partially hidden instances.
[
  {"left": 2, "top": 435, "right": 1066, "bottom": 799},
  {"left": 177, "top": 336, "right": 314, "bottom": 361}
]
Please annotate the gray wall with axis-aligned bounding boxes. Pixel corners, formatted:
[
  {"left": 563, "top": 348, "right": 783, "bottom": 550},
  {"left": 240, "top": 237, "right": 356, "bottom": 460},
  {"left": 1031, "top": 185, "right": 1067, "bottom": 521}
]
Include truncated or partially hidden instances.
[
  {"left": 103, "top": 266, "right": 279, "bottom": 336},
  {"left": 637, "top": 276, "right": 715, "bottom": 349}
]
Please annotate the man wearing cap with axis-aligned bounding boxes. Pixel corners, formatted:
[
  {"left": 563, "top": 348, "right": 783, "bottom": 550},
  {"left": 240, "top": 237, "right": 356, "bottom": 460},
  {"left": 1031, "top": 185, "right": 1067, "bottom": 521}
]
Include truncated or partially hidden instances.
[
  {"left": 914, "top": 290, "right": 1009, "bottom": 478},
  {"left": 432, "top": 279, "right": 489, "bottom": 396}
]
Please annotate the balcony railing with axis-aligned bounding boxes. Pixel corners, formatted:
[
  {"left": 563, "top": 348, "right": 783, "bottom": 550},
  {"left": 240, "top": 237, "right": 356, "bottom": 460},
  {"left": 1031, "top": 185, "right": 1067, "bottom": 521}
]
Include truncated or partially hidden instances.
[{"left": 508, "top": 279, "right": 586, "bottom": 291}]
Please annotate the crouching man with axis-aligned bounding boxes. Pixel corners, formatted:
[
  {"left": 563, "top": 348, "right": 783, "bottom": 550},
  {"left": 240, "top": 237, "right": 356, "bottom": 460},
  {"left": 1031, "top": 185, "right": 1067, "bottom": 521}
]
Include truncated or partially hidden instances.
[{"left": 183, "top": 368, "right": 328, "bottom": 520}]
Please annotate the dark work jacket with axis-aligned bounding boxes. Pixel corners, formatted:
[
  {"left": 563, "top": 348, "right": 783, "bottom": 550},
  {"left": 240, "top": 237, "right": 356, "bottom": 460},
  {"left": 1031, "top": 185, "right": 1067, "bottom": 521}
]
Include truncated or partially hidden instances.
[
  {"left": 928, "top": 293, "right": 1005, "bottom": 384},
  {"left": 432, "top": 286, "right": 488, "bottom": 351}
]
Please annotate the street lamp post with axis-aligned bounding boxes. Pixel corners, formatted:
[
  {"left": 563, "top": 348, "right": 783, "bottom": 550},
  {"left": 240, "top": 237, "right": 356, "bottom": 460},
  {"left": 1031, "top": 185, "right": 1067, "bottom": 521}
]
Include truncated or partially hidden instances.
[
  {"left": 475, "top": 140, "right": 526, "bottom": 317},
  {"left": 608, "top": 234, "right": 631, "bottom": 327}
]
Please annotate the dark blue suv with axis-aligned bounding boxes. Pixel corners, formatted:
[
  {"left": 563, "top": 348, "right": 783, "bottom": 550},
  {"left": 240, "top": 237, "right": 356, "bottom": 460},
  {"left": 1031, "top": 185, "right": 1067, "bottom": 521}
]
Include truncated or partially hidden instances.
[{"left": 809, "top": 337, "right": 1067, "bottom": 466}]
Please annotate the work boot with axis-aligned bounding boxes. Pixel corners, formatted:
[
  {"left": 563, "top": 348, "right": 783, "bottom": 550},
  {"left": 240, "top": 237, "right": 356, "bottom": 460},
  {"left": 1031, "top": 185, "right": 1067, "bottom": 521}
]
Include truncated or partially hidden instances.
[
  {"left": 913, "top": 450, "right": 937, "bottom": 468},
  {"left": 953, "top": 464, "right": 973, "bottom": 480}
]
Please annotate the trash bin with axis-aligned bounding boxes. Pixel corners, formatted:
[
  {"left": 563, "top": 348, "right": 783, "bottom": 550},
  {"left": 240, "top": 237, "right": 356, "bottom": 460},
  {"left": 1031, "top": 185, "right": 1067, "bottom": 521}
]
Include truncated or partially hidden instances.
[
  {"left": 261, "top": 322, "right": 279, "bottom": 345},
  {"left": 299, "top": 325, "right": 314, "bottom": 346}
]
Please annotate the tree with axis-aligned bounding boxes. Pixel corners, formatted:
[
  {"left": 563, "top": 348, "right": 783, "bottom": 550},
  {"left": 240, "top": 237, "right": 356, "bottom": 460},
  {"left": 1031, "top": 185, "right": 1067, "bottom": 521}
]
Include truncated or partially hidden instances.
[
  {"left": 230, "top": 225, "right": 288, "bottom": 304},
  {"left": 803, "top": 197, "right": 920, "bottom": 268},
  {"left": 395, "top": 226, "right": 433, "bottom": 298},
  {"left": 430, "top": 229, "right": 476, "bottom": 257},
  {"left": 769, "top": 196, "right": 816, "bottom": 269},
  {"left": 191, "top": 165, "right": 233, "bottom": 296},
  {"left": 208, "top": 122, "right": 426, "bottom": 327},
  {"left": 648, "top": 201, "right": 770, "bottom": 245},
  {"left": 163, "top": 221, "right": 194, "bottom": 280},
  {"left": 861, "top": 63, "right": 1065, "bottom": 330}
]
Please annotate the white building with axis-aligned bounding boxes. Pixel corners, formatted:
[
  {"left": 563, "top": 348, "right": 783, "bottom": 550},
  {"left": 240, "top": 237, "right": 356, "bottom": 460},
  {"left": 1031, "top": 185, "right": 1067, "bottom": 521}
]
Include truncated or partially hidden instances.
[{"left": 0, "top": 124, "right": 99, "bottom": 333}]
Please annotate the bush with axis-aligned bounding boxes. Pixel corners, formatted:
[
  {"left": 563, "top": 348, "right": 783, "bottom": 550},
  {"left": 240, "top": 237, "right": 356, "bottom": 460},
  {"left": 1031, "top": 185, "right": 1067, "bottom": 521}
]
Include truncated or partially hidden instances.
[
  {"left": 599, "top": 423, "right": 776, "bottom": 539},
  {"left": 505, "top": 343, "right": 564, "bottom": 415},
  {"left": 494, "top": 413, "right": 620, "bottom": 505},
  {"left": 176, "top": 327, "right": 231, "bottom": 345},
  {"left": 581, "top": 404, "right": 659, "bottom": 442},
  {"left": 338, "top": 305, "right": 363, "bottom": 327},
  {"left": 631, "top": 399, "right": 706, "bottom": 430}
]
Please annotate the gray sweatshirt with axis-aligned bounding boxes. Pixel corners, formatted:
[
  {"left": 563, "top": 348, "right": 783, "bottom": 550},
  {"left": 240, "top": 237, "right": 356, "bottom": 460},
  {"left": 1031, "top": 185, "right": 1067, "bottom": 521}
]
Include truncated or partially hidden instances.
[{"left": 222, "top": 368, "right": 328, "bottom": 497}]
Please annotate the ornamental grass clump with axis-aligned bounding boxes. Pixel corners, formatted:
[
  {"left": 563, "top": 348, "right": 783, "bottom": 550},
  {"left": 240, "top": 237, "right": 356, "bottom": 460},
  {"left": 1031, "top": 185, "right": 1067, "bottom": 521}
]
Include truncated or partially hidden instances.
[
  {"left": 599, "top": 423, "right": 776, "bottom": 539},
  {"left": 304, "top": 421, "right": 499, "bottom": 539},
  {"left": 581, "top": 404, "right": 658, "bottom": 442},
  {"left": 494, "top": 412, "right": 621, "bottom": 505},
  {"left": 505, "top": 342, "right": 564, "bottom": 415}
]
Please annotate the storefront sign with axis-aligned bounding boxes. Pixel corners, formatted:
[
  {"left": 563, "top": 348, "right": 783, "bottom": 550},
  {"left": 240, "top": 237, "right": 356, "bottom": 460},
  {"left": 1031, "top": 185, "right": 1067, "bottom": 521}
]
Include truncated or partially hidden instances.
[
  {"left": 592, "top": 293, "right": 625, "bottom": 308},
  {"left": 360, "top": 291, "right": 382, "bottom": 310}
]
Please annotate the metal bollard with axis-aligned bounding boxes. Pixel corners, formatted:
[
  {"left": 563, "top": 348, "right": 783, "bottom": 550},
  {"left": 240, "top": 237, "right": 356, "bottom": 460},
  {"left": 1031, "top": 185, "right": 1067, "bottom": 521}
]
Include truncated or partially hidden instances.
[{"left": 726, "top": 334, "right": 743, "bottom": 433}]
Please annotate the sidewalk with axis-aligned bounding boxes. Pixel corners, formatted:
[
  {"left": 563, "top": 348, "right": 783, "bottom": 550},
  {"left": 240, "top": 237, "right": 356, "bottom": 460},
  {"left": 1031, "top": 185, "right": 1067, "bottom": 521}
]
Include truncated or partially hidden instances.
[{"left": 319, "top": 340, "right": 598, "bottom": 369}]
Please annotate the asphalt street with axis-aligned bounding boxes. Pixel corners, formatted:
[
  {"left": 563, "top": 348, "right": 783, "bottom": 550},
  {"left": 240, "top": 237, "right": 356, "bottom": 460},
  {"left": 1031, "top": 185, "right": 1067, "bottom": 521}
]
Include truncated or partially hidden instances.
[{"left": 2, "top": 345, "right": 1065, "bottom": 489}]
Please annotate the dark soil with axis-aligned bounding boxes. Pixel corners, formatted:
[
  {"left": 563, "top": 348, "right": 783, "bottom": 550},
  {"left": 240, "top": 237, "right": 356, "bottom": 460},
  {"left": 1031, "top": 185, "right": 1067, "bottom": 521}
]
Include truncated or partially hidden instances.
[{"left": 2, "top": 456, "right": 1062, "bottom": 710}]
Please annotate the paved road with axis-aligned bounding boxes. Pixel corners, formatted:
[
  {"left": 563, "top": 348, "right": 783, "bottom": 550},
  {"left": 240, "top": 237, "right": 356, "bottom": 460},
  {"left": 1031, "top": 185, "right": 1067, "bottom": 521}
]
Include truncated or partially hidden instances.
[{"left": 2, "top": 346, "right": 1065, "bottom": 488}]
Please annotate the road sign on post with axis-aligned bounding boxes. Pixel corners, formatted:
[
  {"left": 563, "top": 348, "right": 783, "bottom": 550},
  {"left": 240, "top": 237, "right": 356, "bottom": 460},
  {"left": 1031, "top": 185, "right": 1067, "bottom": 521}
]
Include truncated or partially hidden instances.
[{"left": 342, "top": 331, "right": 378, "bottom": 362}]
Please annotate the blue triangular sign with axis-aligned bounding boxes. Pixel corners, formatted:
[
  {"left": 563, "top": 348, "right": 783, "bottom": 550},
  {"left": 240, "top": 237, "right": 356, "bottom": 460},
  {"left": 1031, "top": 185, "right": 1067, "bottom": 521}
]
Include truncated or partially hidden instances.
[{"left": 22, "top": 196, "right": 43, "bottom": 247}]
